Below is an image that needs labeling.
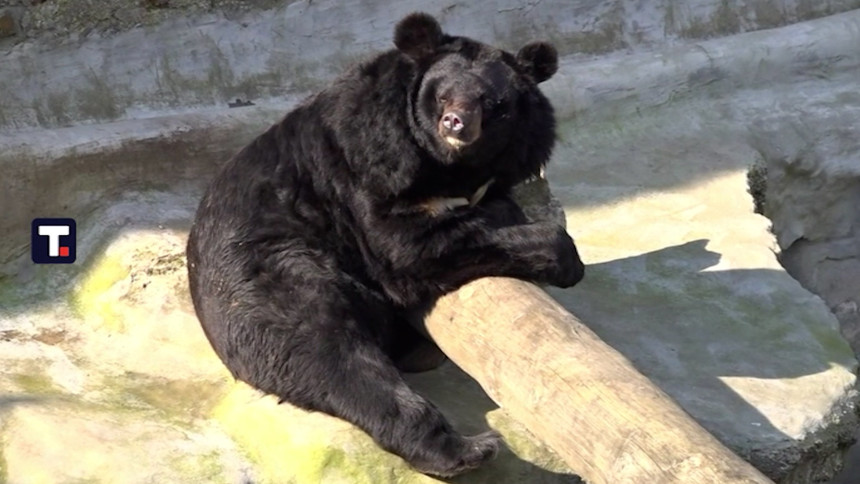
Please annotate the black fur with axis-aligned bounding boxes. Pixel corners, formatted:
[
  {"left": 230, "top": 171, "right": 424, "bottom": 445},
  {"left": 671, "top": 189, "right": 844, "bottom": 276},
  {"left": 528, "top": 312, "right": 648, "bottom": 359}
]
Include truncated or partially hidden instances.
[{"left": 187, "top": 13, "right": 584, "bottom": 477}]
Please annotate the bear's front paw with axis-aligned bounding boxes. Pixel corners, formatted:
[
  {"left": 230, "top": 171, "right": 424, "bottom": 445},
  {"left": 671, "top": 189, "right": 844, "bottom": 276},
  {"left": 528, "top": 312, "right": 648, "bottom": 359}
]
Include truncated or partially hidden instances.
[{"left": 546, "top": 228, "right": 585, "bottom": 288}]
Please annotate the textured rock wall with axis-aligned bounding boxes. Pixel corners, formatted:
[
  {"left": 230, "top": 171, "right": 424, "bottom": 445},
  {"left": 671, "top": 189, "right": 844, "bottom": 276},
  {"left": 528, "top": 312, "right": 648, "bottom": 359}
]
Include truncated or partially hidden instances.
[
  {"left": 2, "top": 0, "right": 860, "bottom": 130},
  {"left": 750, "top": 110, "right": 860, "bottom": 355},
  {"left": 747, "top": 91, "right": 860, "bottom": 484}
]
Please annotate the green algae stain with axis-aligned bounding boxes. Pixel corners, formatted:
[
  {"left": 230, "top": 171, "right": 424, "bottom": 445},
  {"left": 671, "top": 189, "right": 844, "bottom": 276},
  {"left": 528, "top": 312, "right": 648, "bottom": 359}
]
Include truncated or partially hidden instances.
[
  {"left": 211, "top": 383, "right": 429, "bottom": 484},
  {"left": 485, "top": 410, "right": 572, "bottom": 476},
  {"left": 212, "top": 385, "right": 319, "bottom": 483},
  {"left": 168, "top": 449, "right": 228, "bottom": 484},
  {"left": 0, "top": 264, "right": 70, "bottom": 315},
  {"left": 0, "top": 278, "right": 25, "bottom": 315},
  {"left": 212, "top": 385, "right": 330, "bottom": 484},
  {"left": 806, "top": 315, "right": 857, "bottom": 367},
  {"left": 126, "top": 375, "right": 229, "bottom": 423},
  {"left": 92, "top": 372, "right": 231, "bottom": 429},
  {"left": 70, "top": 252, "right": 129, "bottom": 332},
  {"left": 637, "top": 266, "right": 855, "bottom": 372},
  {"left": 11, "top": 372, "right": 56, "bottom": 395},
  {"left": 8, "top": 359, "right": 63, "bottom": 397}
]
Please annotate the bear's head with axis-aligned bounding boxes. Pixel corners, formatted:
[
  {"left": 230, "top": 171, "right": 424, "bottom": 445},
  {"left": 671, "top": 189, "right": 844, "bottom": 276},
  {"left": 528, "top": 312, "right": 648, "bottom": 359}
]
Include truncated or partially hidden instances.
[{"left": 395, "top": 13, "right": 558, "bottom": 175}]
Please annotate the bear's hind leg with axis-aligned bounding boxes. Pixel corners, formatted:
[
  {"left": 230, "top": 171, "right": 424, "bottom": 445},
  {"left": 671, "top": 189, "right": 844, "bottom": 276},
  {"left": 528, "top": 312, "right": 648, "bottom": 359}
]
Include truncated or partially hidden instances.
[
  {"left": 229, "top": 254, "right": 500, "bottom": 476},
  {"left": 302, "top": 328, "right": 500, "bottom": 477}
]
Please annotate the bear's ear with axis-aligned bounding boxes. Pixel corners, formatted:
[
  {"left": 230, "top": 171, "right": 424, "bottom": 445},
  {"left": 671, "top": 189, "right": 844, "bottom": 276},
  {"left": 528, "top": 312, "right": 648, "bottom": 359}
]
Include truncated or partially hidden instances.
[
  {"left": 516, "top": 42, "right": 558, "bottom": 83},
  {"left": 394, "top": 13, "right": 443, "bottom": 61}
]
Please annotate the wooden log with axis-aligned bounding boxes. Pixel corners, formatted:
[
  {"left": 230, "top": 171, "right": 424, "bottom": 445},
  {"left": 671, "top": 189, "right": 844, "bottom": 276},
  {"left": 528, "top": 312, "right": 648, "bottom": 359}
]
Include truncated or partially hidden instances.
[{"left": 422, "top": 277, "right": 774, "bottom": 484}]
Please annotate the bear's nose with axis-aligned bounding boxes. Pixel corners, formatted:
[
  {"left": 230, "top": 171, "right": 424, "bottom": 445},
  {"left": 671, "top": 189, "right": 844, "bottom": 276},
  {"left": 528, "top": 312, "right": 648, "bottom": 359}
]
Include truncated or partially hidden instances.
[
  {"left": 442, "top": 112, "right": 464, "bottom": 133},
  {"left": 437, "top": 104, "right": 481, "bottom": 149}
]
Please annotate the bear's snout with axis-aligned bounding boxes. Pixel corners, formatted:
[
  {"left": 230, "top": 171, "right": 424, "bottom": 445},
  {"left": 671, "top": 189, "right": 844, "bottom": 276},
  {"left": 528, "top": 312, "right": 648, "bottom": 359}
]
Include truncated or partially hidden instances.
[
  {"left": 442, "top": 112, "right": 464, "bottom": 132},
  {"left": 438, "top": 104, "right": 482, "bottom": 150}
]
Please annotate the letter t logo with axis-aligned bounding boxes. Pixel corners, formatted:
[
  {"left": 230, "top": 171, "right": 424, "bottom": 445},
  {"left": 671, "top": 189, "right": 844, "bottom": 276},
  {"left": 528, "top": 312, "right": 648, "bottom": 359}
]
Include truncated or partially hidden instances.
[
  {"left": 32, "top": 218, "right": 76, "bottom": 264},
  {"left": 38, "top": 225, "right": 70, "bottom": 257}
]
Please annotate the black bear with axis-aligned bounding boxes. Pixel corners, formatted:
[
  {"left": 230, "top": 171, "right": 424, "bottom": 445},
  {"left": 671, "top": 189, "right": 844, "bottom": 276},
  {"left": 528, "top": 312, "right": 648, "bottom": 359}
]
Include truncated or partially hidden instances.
[{"left": 187, "top": 12, "right": 584, "bottom": 477}]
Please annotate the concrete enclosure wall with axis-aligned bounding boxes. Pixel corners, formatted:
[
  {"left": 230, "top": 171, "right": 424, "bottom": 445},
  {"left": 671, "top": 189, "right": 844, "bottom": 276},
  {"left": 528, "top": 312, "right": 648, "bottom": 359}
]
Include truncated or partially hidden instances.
[{"left": 1, "top": 0, "right": 860, "bottom": 130}]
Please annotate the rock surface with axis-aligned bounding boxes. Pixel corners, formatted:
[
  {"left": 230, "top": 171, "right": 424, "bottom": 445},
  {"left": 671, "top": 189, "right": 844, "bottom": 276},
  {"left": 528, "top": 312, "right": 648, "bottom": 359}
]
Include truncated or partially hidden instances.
[
  {"left": 749, "top": 107, "right": 860, "bottom": 357},
  {"left": 747, "top": 98, "right": 860, "bottom": 484},
  {"left": 3, "top": 0, "right": 860, "bottom": 130},
  {"left": 2, "top": 3, "right": 860, "bottom": 484},
  {"left": 1, "top": 223, "right": 577, "bottom": 483},
  {"left": 547, "top": 104, "right": 858, "bottom": 483}
]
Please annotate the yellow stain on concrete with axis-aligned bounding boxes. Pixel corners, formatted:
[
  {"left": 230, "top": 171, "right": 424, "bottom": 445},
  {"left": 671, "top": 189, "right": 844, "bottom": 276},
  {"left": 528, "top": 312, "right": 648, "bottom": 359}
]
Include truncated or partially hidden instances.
[
  {"left": 70, "top": 252, "right": 130, "bottom": 332},
  {"left": 210, "top": 381, "right": 441, "bottom": 484}
]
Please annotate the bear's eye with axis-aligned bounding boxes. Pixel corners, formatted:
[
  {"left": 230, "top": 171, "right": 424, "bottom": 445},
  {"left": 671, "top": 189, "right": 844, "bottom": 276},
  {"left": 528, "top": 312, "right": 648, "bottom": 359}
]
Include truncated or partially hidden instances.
[
  {"left": 487, "top": 97, "right": 508, "bottom": 114},
  {"left": 436, "top": 96, "right": 448, "bottom": 106}
]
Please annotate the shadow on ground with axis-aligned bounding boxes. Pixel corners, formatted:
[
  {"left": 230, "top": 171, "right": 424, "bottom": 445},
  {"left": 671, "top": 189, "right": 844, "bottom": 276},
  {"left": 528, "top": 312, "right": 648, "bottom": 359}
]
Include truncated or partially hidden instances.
[{"left": 549, "top": 239, "right": 858, "bottom": 479}]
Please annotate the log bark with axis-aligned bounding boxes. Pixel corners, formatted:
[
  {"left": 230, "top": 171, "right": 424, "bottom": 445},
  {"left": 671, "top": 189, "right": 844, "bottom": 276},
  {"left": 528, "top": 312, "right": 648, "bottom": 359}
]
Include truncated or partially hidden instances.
[{"left": 422, "top": 277, "right": 774, "bottom": 484}]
